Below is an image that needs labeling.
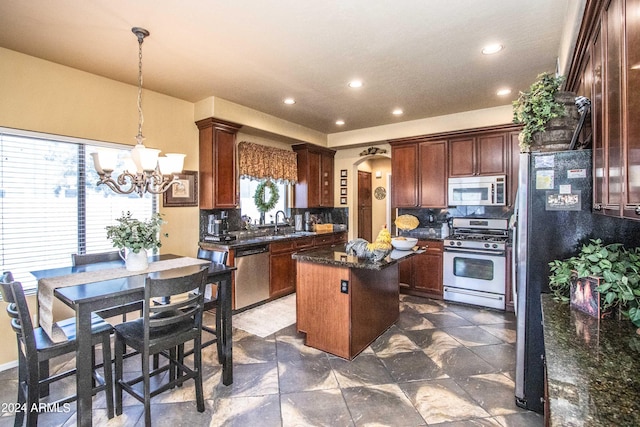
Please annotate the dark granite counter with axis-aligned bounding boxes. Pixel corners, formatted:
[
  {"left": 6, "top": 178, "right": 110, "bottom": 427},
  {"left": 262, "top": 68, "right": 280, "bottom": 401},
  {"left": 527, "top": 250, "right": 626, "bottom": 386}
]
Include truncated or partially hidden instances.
[
  {"left": 292, "top": 244, "right": 421, "bottom": 270},
  {"left": 200, "top": 230, "right": 346, "bottom": 251},
  {"left": 541, "top": 294, "right": 640, "bottom": 426}
]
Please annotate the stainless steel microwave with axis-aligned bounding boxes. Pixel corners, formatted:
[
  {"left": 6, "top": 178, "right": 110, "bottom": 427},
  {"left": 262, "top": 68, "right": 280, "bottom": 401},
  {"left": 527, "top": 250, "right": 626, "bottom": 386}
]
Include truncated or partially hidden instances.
[{"left": 448, "top": 175, "right": 506, "bottom": 206}]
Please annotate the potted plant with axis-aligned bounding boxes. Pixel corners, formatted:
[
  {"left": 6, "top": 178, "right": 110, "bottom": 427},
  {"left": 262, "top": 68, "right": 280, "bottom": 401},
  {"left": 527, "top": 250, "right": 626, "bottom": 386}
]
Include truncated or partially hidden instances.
[
  {"left": 549, "top": 239, "right": 640, "bottom": 326},
  {"left": 513, "top": 72, "right": 578, "bottom": 152},
  {"left": 106, "top": 211, "right": 167, "bottom": 271}
]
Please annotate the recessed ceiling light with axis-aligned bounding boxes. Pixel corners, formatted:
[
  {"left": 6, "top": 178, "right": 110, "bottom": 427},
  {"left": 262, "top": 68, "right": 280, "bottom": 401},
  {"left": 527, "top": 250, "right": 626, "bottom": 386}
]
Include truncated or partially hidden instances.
[
  {"left": 283, "top": 98, "right": 296, "bottom": 105},
  {"left": 392, "top": 108, "right": 403, "bottom": 116},
  {"left": 335, "top": 120, "right": 345, "bottom": 126},
  {"left": 482, "top": 44, "right": 504, "bottom": 55},
  {"left": 348, "top": 80, "right": 363, "bottom": 88},
  {"left": 496, "top": 88, "right": 512, "bottom": 96}
]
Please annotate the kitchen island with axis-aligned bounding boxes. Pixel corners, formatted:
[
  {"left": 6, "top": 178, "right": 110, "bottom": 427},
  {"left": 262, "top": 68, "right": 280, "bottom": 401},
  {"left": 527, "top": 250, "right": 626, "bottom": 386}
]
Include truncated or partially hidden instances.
[{"left": 293, "top": 245, "right": 418, "bottom": 359}]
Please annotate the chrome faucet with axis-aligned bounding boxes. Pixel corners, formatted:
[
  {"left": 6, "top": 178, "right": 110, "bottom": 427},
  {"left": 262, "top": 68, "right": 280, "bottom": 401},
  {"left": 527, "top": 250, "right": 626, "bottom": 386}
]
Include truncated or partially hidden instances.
[{"left": 274, "top": 210, "right": 286, "bottom": 234}]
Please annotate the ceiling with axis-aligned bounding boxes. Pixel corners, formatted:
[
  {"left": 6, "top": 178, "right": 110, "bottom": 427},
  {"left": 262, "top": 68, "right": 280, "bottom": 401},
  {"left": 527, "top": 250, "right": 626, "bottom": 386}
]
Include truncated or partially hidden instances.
[{"left": 0, "top": 0, "right": 571, "bottom": 134}]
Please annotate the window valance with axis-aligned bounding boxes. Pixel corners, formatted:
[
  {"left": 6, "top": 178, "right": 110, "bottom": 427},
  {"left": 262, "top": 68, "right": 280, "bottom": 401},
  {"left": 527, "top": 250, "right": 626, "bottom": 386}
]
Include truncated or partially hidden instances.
[{"left": 238, "top": 141, "right": 298, "bottom": 184}]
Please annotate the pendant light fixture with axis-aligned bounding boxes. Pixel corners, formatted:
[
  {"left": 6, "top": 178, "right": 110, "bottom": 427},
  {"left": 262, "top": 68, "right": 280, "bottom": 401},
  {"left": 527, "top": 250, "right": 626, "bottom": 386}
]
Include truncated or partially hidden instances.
[{"left": 92, "top": 27, "right": 185, "bottom": 197}]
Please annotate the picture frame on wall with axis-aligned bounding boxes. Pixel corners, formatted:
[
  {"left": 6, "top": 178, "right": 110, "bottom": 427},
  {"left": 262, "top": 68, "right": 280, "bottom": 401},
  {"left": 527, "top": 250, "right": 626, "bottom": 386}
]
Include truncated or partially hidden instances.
[
  {"left": 340, "top": 197, "right": 347, "bottom": 205},
  {"left": 340, "top": 179, "right": 347, "bottom": 187},
  {"left": 340, "top": 169, "right": 348, "bottom": 177},
  {"left": 340, "top": 188, "right": 347, "bottom": 196},
  {"left": 163, "top": 170, "right": 198, "bottom": 207}
]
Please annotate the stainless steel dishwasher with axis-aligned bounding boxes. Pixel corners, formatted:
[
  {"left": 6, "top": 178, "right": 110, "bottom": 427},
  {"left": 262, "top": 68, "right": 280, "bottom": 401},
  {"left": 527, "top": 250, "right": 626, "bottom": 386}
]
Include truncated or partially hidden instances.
[{"left": 234, "top": 244, "right": 270, "bottom": 310}]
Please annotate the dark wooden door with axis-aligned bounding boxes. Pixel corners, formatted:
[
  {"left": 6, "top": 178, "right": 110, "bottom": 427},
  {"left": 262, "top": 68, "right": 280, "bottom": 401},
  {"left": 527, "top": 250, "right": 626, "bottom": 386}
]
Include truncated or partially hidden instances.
[{"left": 358, "top": 170, "right": 372, "bottom": 242}]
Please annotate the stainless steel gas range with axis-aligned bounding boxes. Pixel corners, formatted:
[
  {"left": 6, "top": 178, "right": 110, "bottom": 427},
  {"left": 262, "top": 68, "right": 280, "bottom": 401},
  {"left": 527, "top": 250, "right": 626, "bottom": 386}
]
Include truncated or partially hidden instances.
[{"left": 443, "top": 218, "right": 509, "bottom": 310}]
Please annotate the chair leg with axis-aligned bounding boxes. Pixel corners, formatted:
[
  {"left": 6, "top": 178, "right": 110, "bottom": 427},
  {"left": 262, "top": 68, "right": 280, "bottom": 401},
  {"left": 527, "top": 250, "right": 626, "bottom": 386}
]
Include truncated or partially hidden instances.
[
  {"left": 114, "top": 337, "right": 124, "bottom": 416},
  {"left": 177, "top": 344, "right": 184, "bottom": 387},
  {"left": 142, "top": 349, "right": 152, "bottom": 427},
  {"left": 101, "top": 335, "right": 114, "bottom": 419},
  {"left": 168, "top": 347, "right": 176, "bottom": 388},
  {"left": 194, "top": 336, "right": 204, "bottom": 413},
  {"left": 14, "top": 367, "right": 26, "bottom": 427},
  {"left": 216, "top": 307, "right": 223, "bottom": 364},
  {"left": 153, "top": 353, "right": 159, "bottom": 370},
  {"left": 26, "top": 363, "right": 40, "bottom": 427},
  {"left": 38, "top": 360, "right": 50, "bottom": 397}
]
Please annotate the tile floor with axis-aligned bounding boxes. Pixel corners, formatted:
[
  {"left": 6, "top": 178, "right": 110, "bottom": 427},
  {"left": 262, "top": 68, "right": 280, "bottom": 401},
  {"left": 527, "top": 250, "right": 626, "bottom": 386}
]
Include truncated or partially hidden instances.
[{"left": 0, "top": 295, "right": 544, "bottom": 426}]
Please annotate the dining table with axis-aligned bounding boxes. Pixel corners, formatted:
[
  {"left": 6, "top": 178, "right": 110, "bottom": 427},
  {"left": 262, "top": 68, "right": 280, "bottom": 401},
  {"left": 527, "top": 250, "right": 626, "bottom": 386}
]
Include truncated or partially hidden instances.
[{"left": 30, "top": 253, "right": 235, "bottom": 427}]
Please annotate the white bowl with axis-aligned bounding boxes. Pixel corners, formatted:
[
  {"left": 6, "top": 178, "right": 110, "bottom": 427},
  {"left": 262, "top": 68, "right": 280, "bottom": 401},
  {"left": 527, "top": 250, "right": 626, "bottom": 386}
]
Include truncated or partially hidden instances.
[{"left": 391, "top": 237, "right": 418, "bottom": 250}]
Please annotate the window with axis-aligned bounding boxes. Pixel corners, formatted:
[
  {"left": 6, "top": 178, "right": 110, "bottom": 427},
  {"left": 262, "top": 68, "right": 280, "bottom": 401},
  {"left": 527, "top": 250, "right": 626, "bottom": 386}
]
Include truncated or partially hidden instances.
[
  {"left": 239, "top": 177, "right": 288, "bottom": 224},
  {"left": 0, "top": 128, "right": 156, "bottom": 292}
]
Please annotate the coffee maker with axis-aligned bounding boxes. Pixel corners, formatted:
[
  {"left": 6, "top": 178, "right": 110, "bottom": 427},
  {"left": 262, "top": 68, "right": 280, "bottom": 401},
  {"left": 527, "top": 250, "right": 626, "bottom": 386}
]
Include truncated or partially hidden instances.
[{"left": 204, "top": 212, "right": 236, "bottom": 242}]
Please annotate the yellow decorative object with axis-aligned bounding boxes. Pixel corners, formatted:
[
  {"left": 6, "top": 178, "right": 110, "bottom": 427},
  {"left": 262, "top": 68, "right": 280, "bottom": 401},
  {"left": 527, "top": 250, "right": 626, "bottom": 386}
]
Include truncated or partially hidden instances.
[
  {"left": 395, "top": 214, "right": 420, "bottom": 231},
  {"left": 346, "top": 225, "right": 393, "bottom": 262},
  {"left": 366, "top": 225, "right": 392, "bottom": 252}
]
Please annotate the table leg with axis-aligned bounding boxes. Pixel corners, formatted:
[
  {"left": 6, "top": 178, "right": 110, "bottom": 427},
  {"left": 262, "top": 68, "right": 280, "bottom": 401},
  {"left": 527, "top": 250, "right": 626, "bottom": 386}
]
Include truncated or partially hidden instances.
[
  {"left": 76, "top": 305, "right": 93, "bottom": 427},
  {"left": 220, "top": 273, "right": 233, "bottom": 385}
]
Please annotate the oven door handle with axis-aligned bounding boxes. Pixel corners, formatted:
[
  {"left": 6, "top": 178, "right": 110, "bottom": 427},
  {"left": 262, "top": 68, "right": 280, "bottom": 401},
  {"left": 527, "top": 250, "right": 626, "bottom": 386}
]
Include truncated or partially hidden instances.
[
  {"left": 444, "top": 287, "right": 504, "bottom": 300},
  {"left": 444, "top": 247, "right": 505, "bottom": 256}
]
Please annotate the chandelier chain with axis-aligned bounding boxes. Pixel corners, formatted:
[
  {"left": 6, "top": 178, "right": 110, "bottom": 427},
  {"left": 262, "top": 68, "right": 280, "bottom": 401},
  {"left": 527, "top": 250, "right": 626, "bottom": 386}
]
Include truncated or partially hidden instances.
[{"left": 136, "top": 31, "right": 145, "bottom": 144}]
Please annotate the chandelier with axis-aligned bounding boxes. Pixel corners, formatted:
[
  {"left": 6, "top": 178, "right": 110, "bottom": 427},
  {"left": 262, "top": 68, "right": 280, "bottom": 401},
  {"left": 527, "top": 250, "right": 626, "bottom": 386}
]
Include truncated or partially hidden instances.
[{"left": 91, "top": 27, "right": 185, "bottom": 197}]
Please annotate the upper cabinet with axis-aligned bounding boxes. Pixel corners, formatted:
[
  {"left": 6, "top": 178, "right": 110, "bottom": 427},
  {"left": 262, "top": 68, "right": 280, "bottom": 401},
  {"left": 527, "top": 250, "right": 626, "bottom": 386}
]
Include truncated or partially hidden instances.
[
  {"left": 390, "top": 139, "right": 448, "bottom": 208},
  {"left": 390, "top": 143, "right": 419, "bottom": 207},
  {"left": 448, "top": 133, "right": 508, "bottom": 177},
  {"left": 196, "top": 117, "right": 242, "bottom": 209},
  {"left": 569, "top": 0, "right": 640, "bottom": 220},
  {"left": 389, "top": 125, "right": 520, "bottom": 209},
  {"left": 292, "top": 144, "right": 336, "bottom": 208}
]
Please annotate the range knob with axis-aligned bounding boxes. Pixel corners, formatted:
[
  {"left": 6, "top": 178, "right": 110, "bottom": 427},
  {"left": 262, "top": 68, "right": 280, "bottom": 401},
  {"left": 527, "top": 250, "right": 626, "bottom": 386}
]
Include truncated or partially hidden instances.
[
  {"left": 492, "top": 243, "right": 498, "bottom": 249},
  {"left": 484, "top": 243, "right": 490, "bottom": 248},
  {"left": 456, "top": 241, "right": 462, "bottom": 246},
  {"left": 449, "top": 241, "right": 456, "bottom": 246}
]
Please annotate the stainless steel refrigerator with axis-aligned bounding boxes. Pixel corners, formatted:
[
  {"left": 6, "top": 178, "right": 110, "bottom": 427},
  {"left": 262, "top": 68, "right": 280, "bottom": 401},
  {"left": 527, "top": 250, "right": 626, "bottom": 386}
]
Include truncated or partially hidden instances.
[{"left": 513, "top": 149, "right": 594, "bottom": 413}]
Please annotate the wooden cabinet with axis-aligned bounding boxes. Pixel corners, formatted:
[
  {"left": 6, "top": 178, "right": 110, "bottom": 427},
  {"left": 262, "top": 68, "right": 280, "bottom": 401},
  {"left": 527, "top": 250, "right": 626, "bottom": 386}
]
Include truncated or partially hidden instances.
[
  {"left": 390, "top": 125, "right": 520, "bottom": 209},
  {"left": 269, "top": 233, "right": 345, "bottom": 299},
  {"left": 390, "top": 143, "right": 419, "bottom": 207},
  {"left": 292, "top": 144, "right": 335, "bottom": 208},
  {"left": 390, "top": 139, "right": 447, "bottom": 208},
  {"left": 419, "top": 140, "right": 448, "bottom": 208},
  {"left": 399, "top": 239, "right": 444, "bottom": 299},
  {"left": 448, "top": 133, "right": 508, "bottom": 177},
  {"left": 568, "top": 0, "right": 640, "bottom": 220},
  {"left": 196, "top": 117, "right": 241, "bottom": 209}
]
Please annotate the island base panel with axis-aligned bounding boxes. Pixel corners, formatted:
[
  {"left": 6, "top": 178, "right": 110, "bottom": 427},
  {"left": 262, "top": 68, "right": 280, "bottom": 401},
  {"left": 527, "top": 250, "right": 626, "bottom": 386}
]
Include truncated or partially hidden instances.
[
  {"left": 296, "top": 261, "right": 400, "bottom": 360},
  {"left": 351, "top": 264, "right": 399, "bottom": 356}
]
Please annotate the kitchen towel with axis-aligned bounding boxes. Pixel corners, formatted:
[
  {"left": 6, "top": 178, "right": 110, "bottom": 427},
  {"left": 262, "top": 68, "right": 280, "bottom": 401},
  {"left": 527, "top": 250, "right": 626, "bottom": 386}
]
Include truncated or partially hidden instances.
[{"left": 38, "top": 256, "right": 210, "bottom": 342}]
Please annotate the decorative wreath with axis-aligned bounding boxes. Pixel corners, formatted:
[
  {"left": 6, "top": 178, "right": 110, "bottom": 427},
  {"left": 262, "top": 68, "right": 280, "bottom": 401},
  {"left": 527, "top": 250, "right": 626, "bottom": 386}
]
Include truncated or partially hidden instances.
[{"left": 254, "top": 180, "right": 280, "bottom": 212}]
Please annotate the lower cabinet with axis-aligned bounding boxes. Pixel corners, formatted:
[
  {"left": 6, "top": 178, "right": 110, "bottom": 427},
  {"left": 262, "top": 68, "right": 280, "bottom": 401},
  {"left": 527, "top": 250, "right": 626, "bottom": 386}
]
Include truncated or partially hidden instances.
[
  {"left": 269, "top": 233, "right": 346, "bottom": 299},
  {"left": 399, "top": 239, "right": 444, "bottom": 299}
]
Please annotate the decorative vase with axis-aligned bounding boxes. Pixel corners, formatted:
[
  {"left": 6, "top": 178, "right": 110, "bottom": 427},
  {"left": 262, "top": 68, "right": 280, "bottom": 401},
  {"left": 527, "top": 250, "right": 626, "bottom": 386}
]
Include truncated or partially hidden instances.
[{"left": 120, "top": 248, "right": 149, "bottom": 271}]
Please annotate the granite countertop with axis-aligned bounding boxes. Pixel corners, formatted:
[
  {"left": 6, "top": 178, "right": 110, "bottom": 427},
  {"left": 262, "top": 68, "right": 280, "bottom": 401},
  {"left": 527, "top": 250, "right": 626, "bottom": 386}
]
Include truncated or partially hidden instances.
[
  {"left": 541, "top": 294, "right": 640, "bottom": 426},
  {"left": 292, "top": 244, "right": 422, "bottom": 270},
  {"left": 200, "top": 230, "right": 346, "bottom": 251}
]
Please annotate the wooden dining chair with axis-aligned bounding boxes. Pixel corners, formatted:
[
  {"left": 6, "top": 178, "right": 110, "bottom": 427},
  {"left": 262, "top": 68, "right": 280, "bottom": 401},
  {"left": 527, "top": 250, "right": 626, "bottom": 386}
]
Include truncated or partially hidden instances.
[
  {"left": 181, "top": 249, "right": 228, "bottom": 361},
  {"left": 72, "top": 250, "right": 143, "bottom": 322},
  {"left": 0, "top": 271, "right": 114, "bottom": 426},
  {"left": 71, "top": 250, "right": 123, "bottom": 266},
  {"left": 113, "top": 265, "right": 209, "bottom": 426}
]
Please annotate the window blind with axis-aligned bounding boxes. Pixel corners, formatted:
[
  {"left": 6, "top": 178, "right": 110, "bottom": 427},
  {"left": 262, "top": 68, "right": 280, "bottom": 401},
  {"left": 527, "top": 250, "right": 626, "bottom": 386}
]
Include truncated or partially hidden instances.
[{"left": 0, "top": 128, "right": 156, "bottom": 292}]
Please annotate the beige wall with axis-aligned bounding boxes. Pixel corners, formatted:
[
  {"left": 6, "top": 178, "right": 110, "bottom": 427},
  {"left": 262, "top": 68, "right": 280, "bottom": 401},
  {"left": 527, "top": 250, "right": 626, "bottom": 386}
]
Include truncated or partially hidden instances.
[{"left": 0, "top": 47, "right": 199, "bottom": 366}]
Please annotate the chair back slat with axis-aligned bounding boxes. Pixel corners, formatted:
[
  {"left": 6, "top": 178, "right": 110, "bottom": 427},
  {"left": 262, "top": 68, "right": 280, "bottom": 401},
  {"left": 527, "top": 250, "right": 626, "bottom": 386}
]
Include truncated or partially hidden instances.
[
  {"left": 197, "top": 249, "right": 228, "bottom": 265},
  {"left": 143, "top": 266, "right": 208, "bottom": 337},
  {"left": 72, "top": 250, "right": 123, "bottom": 266},
  {"left": 0, "top": 277, "right": 38, "bottom": 358}
]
